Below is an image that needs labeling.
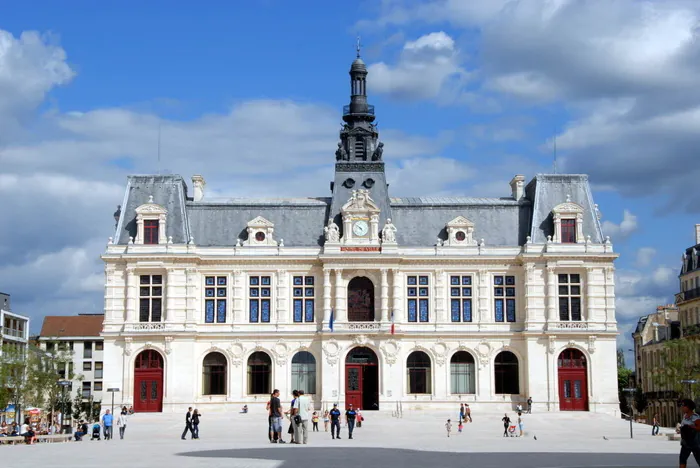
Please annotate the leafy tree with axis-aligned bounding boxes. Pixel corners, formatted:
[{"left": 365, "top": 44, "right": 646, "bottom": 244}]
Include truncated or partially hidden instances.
[
  {"left": 618, "top": 366, "right": 633, "bottom": 414},
  {"left": 0, "top": 344, "right": 30, "bottom": 423},
  {"left": 634, "top": 386, "right": 649, "bottom": 413},
  {"left": 653, "top": 339, "right": 700, "bottom": 398},
  {"left": 72, "top": 391, "right": 84, "bottom": 422}
]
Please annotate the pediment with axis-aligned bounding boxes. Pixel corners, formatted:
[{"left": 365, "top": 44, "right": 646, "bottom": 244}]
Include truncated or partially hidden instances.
[
  {"left": 446, "top": 216, "right": 474, "bottom": 228},
  {"left": 552, "top": 202, "right": 584, "bottom": 214},
  {"left": 341, "top": 189, "right": 380, "bottom": 214},
  {"left": 135, "top": 196, "right": 167, "bottom": 215},
  {"left": 247, "top": 216, "right": 275, "bottom": 228}
]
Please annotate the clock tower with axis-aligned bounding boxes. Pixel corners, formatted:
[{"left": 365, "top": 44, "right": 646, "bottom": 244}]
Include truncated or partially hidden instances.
[{"left": 328, "top": 42, "right": 392, "bottom": 242}]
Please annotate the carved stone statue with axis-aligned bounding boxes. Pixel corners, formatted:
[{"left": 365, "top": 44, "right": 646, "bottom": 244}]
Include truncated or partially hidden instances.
[
  {"left": 372, "top": 141, "right": 384, "bottom": 161},
  {"left": 324, "top": 221, "right": 340, "bottom": 243},
  {"left": 335, "top": 142, "right": 348, "bottom": 161},
  {"left": 382, "top": 218, "right": 397, "bottom": 244},
  {"left": 693, "top": 248, "right": 698, "bottom": 270}
]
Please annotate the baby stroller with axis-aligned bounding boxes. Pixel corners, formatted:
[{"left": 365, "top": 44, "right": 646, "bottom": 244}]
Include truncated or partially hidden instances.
[{"left": 90, "top": 423, "right": 101, "bottom": 440}]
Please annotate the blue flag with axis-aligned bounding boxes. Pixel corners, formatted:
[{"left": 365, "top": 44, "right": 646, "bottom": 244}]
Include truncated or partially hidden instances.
[{"left": 329, "top": 308, "right": 334, "bottom": 332}]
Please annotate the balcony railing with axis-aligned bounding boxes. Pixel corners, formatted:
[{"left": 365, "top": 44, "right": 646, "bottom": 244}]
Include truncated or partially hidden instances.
[
  {"left": 342, "top": 104, "right": 375, "bottom": 116},
  {"left": 2, "top": 327, "right": 26, "bottom": 339},
  {"left": 677, "top": 287, "right": 700, "bottom": 304}
]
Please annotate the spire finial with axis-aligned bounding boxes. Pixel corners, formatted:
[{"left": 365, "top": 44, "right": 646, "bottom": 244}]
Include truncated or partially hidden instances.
[{"left": 356, "top": 36, "right": 361, "bottom": 58}]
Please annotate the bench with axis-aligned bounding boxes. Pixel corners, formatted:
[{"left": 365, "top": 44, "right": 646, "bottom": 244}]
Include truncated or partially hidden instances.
[
  {"left": 1, "top": 434, "right": 72, "bottom": 445},
  {"left": 666, "top": 433, "right": 681, "bottom": 441}
]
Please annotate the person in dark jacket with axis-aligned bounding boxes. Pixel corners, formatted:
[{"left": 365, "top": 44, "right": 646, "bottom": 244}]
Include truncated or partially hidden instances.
[
  {"left": 329, "top": 403, "right": 341, "bottom": 439},
  {"left": 181, "top": 407, "right": 194, "bottom": 440},
  {"left": 191, "top": 409, "right": 201, "bottom": 439}
]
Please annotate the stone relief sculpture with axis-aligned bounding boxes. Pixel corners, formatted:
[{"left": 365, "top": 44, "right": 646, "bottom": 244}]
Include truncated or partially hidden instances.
[
  {"left": 381, "top": 218, "right": 397, "bottom": 244},
  {"left": 324, "top": 221, "right": 340, "bottom": 243},
  {"left": 371, "top": 141, "right": 384, "bottom": 161},
  {"left": 335, "top": 142, "right": 348, "bottom": 161}
]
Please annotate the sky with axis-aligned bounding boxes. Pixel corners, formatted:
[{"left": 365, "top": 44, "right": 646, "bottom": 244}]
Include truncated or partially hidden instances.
[{"left": 1, "top": 0, "right": 698, "bottom": 365}]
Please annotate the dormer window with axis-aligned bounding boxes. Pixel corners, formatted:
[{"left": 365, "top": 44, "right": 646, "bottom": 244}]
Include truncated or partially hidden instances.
[
  {"left": 244, "top": 216, "right": 277, "bottom": 246},
  {"left": 444, "top": 216, "right": 476, "bottom": 246},
  {"left": 135, "top": 196, "right": 168, "bottom": 245},
  {"left": 551, "top": 197, "right": 585, "bottom": 244},
  {"left": 144, "top": 220, "right": 159, "bottom": 245}
]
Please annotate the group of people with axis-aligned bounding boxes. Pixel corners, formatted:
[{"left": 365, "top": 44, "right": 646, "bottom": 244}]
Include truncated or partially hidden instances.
[
  {"left": 266, "top": 389, "right": 362, "bottom": 444},
  {"left": 73, "top": 407, "right": 129, "bottom": 441},
  {"left": 445, "top": 398, "right": 533, "bottom": 438},
  {"left": 181, "top": 407, "right": 202, "bottom": 440}
]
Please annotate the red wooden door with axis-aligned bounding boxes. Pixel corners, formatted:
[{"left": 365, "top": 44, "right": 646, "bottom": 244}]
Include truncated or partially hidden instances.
[
  {"left": 558, "top": 349, "right": 588, "bottom": 411},
  {"left": 134, "top": 371, "right": 163, "bottom": 412},
  {"left": 345, "top": 364, "right": 363, "bottom": 408}
]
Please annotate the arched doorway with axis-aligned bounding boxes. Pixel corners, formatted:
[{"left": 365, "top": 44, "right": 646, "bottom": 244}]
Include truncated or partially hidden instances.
[
  {"left": 247, "top": 351, "right": 271, "bottom": 395},
  {"left": 558, "top": 348, "right": 588, "bottom": 411},
  {"left": 450, "top": 351, "right": 476, "bottom": 394},
  {"left": 345, "top": 347, "right": 379, "bottom": 410},
  {"left": 291, "top": 351, "right": 317, "bottom": 395},
  {"left": 494, "top": 351, "right": 519, "bottom": 395},
  {"left": 407, "top": 351, "right": 432, "bottom": 394},
  {"left": 133, "top": 350, "right": 164, "bottom": 412},
  {"left": 347, "top": 277, "right": 375, "bottom": 321},
  {"left": 202, "top": 352, "right": 227, "bottom": 396}
]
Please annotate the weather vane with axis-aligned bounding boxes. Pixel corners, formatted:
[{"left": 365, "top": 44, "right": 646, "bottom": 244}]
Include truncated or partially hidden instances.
[{"left": 356, "top": 36, "right": 361, "bottom": 58}]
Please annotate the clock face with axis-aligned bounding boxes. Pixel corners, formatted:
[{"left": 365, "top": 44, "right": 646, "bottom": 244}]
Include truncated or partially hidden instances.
[{"left": 352, "top": 220, "right": 369, "bottom": 237}]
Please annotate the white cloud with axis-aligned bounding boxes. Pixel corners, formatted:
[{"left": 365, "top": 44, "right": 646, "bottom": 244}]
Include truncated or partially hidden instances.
[
  {"left": 635, "top": 247, "right": 657, "bottom": 267},
  {"left": 368, "top": 32, "right": 470, "bottom": 101},
  {"left": 602, "top": 209, "right": 637, "bottom": 241}
]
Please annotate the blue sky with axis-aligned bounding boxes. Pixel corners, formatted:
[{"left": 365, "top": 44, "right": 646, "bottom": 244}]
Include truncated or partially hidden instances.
[{"left": 2, "top": 1, "right": 698, "bottom": 364}]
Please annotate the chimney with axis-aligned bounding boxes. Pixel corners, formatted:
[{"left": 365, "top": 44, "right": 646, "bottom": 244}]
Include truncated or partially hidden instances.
[
  {"left": 509, "top": 175, "right": 525, "bottom": 200},
  {"left": 192, "top": 175, "right": 206, "bottom": 202},
  {"left": 696, "top": 224, "right": 700, "bottom": 244}
]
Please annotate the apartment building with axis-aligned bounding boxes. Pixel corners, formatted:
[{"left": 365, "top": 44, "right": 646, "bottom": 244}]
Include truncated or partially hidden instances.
[
  {"left": 0, "top": 292, "right": 30, "bottom": 358},
  {"left": 38, "top": 314, "right": 105, "bottom": 403}
]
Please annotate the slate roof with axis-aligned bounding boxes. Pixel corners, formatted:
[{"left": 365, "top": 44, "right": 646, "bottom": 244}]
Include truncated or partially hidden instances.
[
  {"left": 39, "top": 315, "right": 104, "bottom": 338},
  {"left": 113, "top": 173, "right": 605, "bottom": 248}
]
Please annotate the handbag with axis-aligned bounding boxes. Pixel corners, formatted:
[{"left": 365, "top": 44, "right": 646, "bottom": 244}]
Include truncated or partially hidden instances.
[{"left": 293, "top": 415, "right": 302, "bottom": 425}]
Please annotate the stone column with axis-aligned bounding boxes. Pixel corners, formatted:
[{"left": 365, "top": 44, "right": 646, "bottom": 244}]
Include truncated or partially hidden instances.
[
  {"left": 185, "top": 268, "right": 198, "bottom": 326},
  {"left": 434, "top": 269, "right": 445, "bottom": 323},
  {"left": 604, "top": 266, "right": 616, "bottom": 326},
  {"left": 233, "top": 270, "right": 244, "bottom": 324},
  {"left": 276, "top": 270, "right": 288, "bottom": 323},
  {"left": 380, "top": 268, "right": 389, "bottom": 322},
  {"left": 546, "top": 265, "right": 558, "bottom": 322},
  {"left": 586, "top": 267, "right": 595, "bottom": 322},
  {"left": 125, "top": 267, "right": 136, "bottom": 322},
  {"left": 165, "top": 268, "right": 176, "bottom": 323},
  {"left": 477, "top": 269, "right": 490, "bottom": 324},
  {"left": 334, "top": 269, "right": 345, "bottom": 322},
  {"left": 392, "top": 269, "right": 403, "bottom": 323},
  {"left": 323, "top": 269, "right": 332, "bottom": 324}
]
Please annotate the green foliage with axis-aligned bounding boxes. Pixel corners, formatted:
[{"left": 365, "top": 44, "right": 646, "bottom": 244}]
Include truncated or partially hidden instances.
[
  {"left": 617, "top": 347, "right": 626, "bottom": 369},
  {"left": 653, "top": 339, "right": 700, "bottom": 397},
  {"left": 634, "top": 386, "right": 649, "bottom": 413},
  {"left": 0, "top": 344, "right": 28, "bottom": 416},
  {"left": 618, "top": 366, "right": 633, "bottom": 414},
  {"left": 72, "top": 392, "right": 83, "bottom": 422}
]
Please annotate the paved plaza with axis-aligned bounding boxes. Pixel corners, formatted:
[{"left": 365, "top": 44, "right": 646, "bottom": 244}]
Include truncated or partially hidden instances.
[{"left": 0, "top": 409, "right": 685, "bottom": 467}]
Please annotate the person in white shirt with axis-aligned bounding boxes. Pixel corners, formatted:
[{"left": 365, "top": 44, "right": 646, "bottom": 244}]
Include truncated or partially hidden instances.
[
  {"left": 20, "top": 417, "right": 36, "bottom": 444},
  {"left": 292, "top": 390, "right": 311, "bottom": 444},
  {"left": 117, "top": 406, "right": 129, "bottom": 440}
]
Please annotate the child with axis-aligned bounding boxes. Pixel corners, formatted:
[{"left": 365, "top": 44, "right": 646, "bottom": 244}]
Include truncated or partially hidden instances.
[
  {"left": 458, "top": 420, "right": 463, "bottom": 433},
  {"left": 312, "top": 412, "right": 319, "bottom": 432},
  {"left": 445, "top": 419, "right": 452, "bottom": 438}
]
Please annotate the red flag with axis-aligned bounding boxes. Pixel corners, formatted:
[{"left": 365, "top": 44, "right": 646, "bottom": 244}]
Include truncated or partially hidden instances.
[{"left": 390, "top": 310, "right": 395, "bottom": 335}]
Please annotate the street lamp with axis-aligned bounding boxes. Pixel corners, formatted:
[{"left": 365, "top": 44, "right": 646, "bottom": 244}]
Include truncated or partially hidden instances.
[
  {"left": 57, "top": 380, "right": 71, "bottom": 433},
  {"left": 622, "top": 387, "right": 636, "bottom": 439},
  {"left": 107, "top": 388, "right": 120, "bottom": 417}
]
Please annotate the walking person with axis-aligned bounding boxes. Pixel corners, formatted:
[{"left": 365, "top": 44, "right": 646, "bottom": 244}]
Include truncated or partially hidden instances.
[
  {"left": 102, "top": 409, "right": 113, "bottom": 440},
  {"left": 329, "top": 404, "right": 341, "bottom": 439},
  {"left": 356, "top": 408, "right": 363, "bottom": 428},
  {"left": 192, "top": 409, "right": 201, "bottom": 439},
  {"left": 465, "top": 404, "right": 472, "bottom": 422},
  {"left": 445, "top": 419, "right": 452, "bottom": 438},
  {"left": 459, "top": 403, "right": 465, "bottom": 423},
  {"left": 652, "top": 414, "right": 660, "bottom": 436},
  {"left": 323, "top": 410, "right": 330, "bottom": 432},
  {"left": 287, "top": 390, "right": 299, "bottom": 443},
  {"left": 502, "top": 413, "right": 511, "bottom": 437},
  {"left": 345, "top": 403, "right": 357, "bottom": 439},
  {"left": 527, "top": 397, "right": 533, "bottom": 414},
  {"left": 181, "top": 407, "right": 194, "bottom": 440},
  {"left": 517, "top": 412, "right": 524, "bottom": 437},
  {"left": 293, "top": 390, "right": 310, "bottom": 444},
  {"left": 312, "top": 412, "right": 319, "bottom": 432},
  {"left": 117, "top": 407, "right": 128, "bottom": 440},
  {"left": 678, "top": 398, "right": 700, "bottom": 468}
]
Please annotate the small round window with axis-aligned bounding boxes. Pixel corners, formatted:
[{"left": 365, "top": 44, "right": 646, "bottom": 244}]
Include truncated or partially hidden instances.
[
  {"left": 455, "top": 231, "right": 466, "bottom": 241},
  {"left": 255, "top": 231, "right": 266, "bottom": 242}
]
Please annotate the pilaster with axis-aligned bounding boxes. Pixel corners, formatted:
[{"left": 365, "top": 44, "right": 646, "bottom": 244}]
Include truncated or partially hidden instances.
[
  {"left": 477, "top": 269, "right": 490, "bottom": 325},
  {"left": 323, "top": 269, "right": 332, "bottom": 324},
  {"left": 276, "top": 269, "right": 289, "bottom": 323},
  {"left": 434, "top": 269, "right": 446, "bottom": 323},
  {"left": 334, "top": 269, "right": 346, "bottom": 322},
  {"left": 185, "top": 268, "right": 198, "bottom": 327},
  {"left": 546, "top": 265, "right": 558, "bottom": 322},
  {"left": 125, "top": 267, "right": 137, "bottom": 323},
  {"left": 392, "top": 269, "right": 403, "bottom": 323},
  {"left": 380, "top": 268, "right": 389, "bottom": 322},
  {"left": 233, "top": 270, "right": 244, "bottom": 324}
]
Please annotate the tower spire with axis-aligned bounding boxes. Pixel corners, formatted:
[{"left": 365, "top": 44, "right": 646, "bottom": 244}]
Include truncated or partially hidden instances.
[{"left": 356, "top": 36, "right": 361, "bottom": 58}]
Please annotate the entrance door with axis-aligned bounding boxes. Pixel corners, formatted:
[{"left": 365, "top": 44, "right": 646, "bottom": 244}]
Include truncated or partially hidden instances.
[
  {"left": 133, "top": 350, "right": 164, "bottom": 413},
  {"left": 345, "top": 347, "right": 379, "bottom": 410},
  {"left": 558, "top": 349, "right": 588, "bottom": 411}
]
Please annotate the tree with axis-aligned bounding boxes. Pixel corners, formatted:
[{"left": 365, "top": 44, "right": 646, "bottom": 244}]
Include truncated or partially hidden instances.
[
  {"left": 72, "top": 392, "right": 84, "bottom": 422},
  {"left": 617, "top": 347, "right": 626, "bottom": 369},
  {"left": 618, "top": 366, "right": 633, "bottom": 414},
  {"left": 653, "top": 339, "right": 700, "bottom": 398},
  {"left": 0, "top": 344, "right": 30, "bottom": 423},
  {"left": 634, "top": 386, "right": 649, "bottom": 414}
]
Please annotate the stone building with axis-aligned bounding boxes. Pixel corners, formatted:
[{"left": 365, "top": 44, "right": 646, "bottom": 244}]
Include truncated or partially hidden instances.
[
  {"left": 0, "top": 293, "right": 30, "bottom": 359},
  {"left": 678, "top": 225, "right": 700, "bottom": 337},
  {"left": 632, "top": 305, "right": 680, "bottom": 427},
  {"left": 102, "top": 51, "right": 619, "bottom": 414}
]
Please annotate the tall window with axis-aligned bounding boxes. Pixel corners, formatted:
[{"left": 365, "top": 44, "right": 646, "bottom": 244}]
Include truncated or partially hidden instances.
[
  {"left": 494, "top": 275, "right": 516, "bottom": 323},
  {"left": 95, "top": 362, "right": 103, "bottom": 379},
  {"left": 144, "top": 220, "right": 159, "bottom": 244},
  {"left": 83, "top": 341, "right": 92, "bottom": 359},
  {"left": 494, "top": 351, "right": 520, "bottom": 394},
  {"left": 292, "top": 276, "right": 315, "bottom": 323},
  {"left": 249, "top": 275, "right": 272, "bottom": 323},
  {"left": 558, "top": 274, "right": 582, "bottom": 321},
  {"left": 407, "top": 275, "right": 430, "bottom": 322},
  {"left": 450, "top": 351, "right": 476, "bottom": 394},
  {"left": 561, "top": 219, "right": 576, "bottom": 243},
  {"left": 247, "top": 351, "right": 271, "bottom": 395},
  {"left": 82, "top": 382, "right": 91, "bottom": 399},
  {"left": 139, "top": 275, "right": 163, "bottom": 322},
  {"left": 94, "top": 382, "right": 103, "bottom": 392},
  {"left": 407, "top": 351, "right": 431, "bottom": 394},
  {"left": 205, "top": 276, "right": 228, "bottom": 323},
  {"left": 291, "top": 351, "right": 316, "bottom": 394},
  {"left": 203, "top": 352, "right": 227, "bottom": 395},
  {"left": 450, "top": 275, "right": 472, "bottom": 322}
]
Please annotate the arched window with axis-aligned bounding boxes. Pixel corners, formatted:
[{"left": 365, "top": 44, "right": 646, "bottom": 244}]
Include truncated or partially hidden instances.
[
  {"left": 407, "top": 351, "right": 431, "bottom": 394},
  {"left": 450, "top": 351, "right": 475, "bottom": 394},
  {"left": 347, "top": 277, "right": 375, "bottom": 321},
  {"left": 291, "top": 351, "right": 316, "bottom": 394},
  {"left": 494, "top": 351, "right": 519, "bottom": 394},
  {"left": 135, "top": 350, "right": 163, "bottom": 369},
  {"left": 202, "top": 352, "right": 227, "bottom": 395},
  {"left": 247, "top": 351, "right": 271, "bottom": 395}
]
